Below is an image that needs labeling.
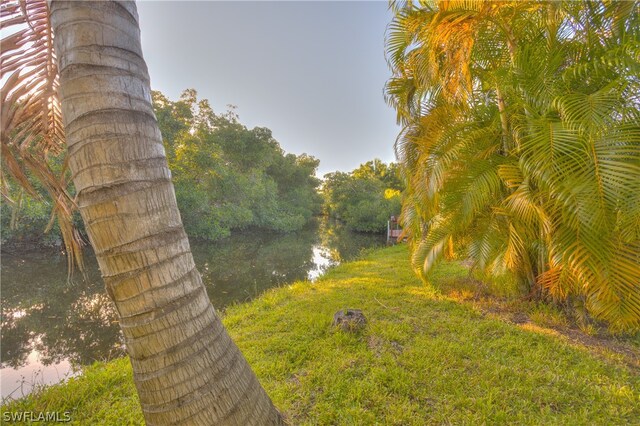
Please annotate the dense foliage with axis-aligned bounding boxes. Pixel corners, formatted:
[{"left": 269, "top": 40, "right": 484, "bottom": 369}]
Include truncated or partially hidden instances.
[
  {"left": 1, "top": 90, "right": 322, "bottom": 246},
  {"left": 322, "top": 159, "right": 403, "bottom": 232},
  {"left": 153, "top": 89, "right": 322, "bottom": 240},
  {"left": 386, "top": 1, "right": 640, "bottom": 329}
]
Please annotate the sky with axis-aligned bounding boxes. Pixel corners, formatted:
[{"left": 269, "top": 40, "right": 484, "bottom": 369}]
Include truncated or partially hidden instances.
[{"left": 136, "top": 1, "right": 400, "bottom": 177}]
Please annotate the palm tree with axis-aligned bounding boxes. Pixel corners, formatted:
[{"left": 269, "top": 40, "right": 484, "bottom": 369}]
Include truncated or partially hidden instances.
[
  {"left": 386, "top": 1, "right": 640, "bottom": 330},
  {"left": 2, "top": 0, "right": 283, "bottom": 423}
]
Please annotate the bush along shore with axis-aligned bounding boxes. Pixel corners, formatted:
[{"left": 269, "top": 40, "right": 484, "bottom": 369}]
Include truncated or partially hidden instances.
[{"left": 2, "top": 245, "right": 639, "bottom": 424}]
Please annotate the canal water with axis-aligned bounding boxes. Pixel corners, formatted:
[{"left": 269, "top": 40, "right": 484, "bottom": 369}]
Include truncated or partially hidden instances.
[{"left": 0, "top": 218, "right": 384, "bottom": 400}]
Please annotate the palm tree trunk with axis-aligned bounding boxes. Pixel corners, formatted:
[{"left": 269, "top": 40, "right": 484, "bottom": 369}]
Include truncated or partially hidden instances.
[
  {"left": 50, "top": 1, "right": 283, "bottom": 424},
  {"left": 495, "top": 85, "right": 510, "bottom": 155}
]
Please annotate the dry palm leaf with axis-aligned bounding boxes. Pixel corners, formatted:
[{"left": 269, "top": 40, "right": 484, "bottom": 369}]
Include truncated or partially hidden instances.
[{"left": 1, "top": 0, "right": 83, "bottom": 271}]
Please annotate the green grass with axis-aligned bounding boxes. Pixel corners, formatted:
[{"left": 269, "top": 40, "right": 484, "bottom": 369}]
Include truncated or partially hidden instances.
[{"left": 3, "top": 245, "right": 639, "bottom": 425}]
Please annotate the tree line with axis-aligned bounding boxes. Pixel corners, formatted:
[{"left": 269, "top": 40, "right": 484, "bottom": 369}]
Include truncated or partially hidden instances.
[
  {"left": 2, "top": 89, "right": 404, "bottom": 247},
  {"left": 1, "top": 89, "right": 325, "bottom": 245}
]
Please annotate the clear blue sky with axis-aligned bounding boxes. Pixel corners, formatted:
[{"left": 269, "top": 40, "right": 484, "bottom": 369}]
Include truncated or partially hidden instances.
[{"left": 136, "top": 1, "right": 399, "bottom": 177}]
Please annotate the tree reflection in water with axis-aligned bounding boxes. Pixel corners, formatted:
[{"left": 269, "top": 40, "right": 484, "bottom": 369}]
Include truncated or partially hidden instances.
[
  {"left": 1, "top": 254, "right": 122, "bottom": 370},
  {"left": 1, "top": 217, "right": 384, "bottom": 395}
]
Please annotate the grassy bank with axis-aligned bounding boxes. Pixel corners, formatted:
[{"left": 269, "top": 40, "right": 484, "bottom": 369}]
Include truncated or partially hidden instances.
[{"left": 2, "top": 245, "right": 639, "bottom": 424}]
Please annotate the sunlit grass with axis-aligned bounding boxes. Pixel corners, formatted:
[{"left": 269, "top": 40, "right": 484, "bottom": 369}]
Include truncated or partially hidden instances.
[{"left": 2, "top": 245, "right": 639, "bottom": 424}]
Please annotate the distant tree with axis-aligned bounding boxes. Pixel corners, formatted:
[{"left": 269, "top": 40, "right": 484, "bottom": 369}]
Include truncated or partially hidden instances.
[{"left": 323, "top": 160, "right": 402, "bottom": 232}]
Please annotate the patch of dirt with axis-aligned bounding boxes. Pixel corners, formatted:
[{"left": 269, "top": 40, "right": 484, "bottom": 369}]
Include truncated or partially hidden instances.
[
  {"left": 509, "top": 312, "right": 529, "bottom": 325},
  {"left": 367, "top": 335, "right": 384, "bottom": 357},
  {"left": 469, "top": 296, "right": 640, "bottom": 371},
  {"left": 558, "top": 328, "right": 640, "bottom": 370},
  {"left": 368, "top": 335, "right": 405, "bottom": 358},
  {"left": 287, "top": 371, "right": 308, "bottom": 386},
  {"left": 390, "top": 340, "right": 404, "bottom": 353}
]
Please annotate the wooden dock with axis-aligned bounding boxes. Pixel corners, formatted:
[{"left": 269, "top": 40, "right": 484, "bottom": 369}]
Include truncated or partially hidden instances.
[{"left": 387, "top": 216, "right": 402, "bottom": 243}]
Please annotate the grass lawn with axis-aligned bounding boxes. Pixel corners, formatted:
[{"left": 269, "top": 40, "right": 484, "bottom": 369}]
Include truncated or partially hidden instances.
[{"left": 2, "top": 245, "right": 639, "bottom": 424}]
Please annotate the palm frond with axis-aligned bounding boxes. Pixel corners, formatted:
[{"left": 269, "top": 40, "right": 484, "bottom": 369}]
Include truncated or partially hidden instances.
[
  {"left": 387, "top": 0, "right": 640, "bottom": 330},
  {"left": 1, "top": 0, "right": 83, "bottom": 271}
]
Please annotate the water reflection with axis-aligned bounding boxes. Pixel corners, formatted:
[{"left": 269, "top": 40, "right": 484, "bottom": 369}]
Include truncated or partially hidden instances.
[
  {"left": 1, "top": 217, "right": 383, "bottom": 398},
  {"left": 1, "top": 254, "right": 122, "bottom": 370}
]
